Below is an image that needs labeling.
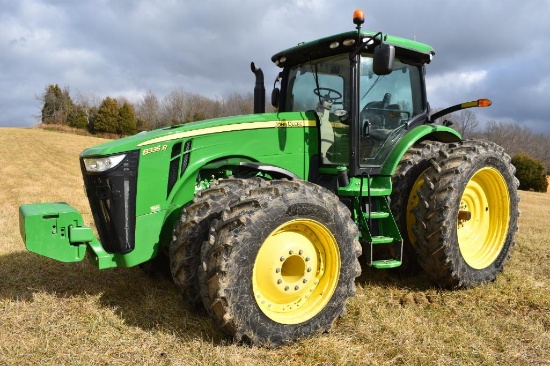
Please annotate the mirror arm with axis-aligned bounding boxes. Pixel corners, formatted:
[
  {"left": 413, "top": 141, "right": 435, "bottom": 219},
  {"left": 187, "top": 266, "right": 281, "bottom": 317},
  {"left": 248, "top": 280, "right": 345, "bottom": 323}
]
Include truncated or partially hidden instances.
[{"left": 349, "top": 32, "right": 383, "bottom": 60}]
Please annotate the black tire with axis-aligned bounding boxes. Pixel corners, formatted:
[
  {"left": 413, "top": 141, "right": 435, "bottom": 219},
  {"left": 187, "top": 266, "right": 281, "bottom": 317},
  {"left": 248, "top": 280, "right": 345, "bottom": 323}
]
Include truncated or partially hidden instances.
[
  {"left": 170, "top": 177, "right": 262, "bottom": 308},
  {"left": 390, "top": 141, "right": 447, "bottom": 274},
  {"left": 199, "top": 179, "right": 361, "bottom": 347},
  {"left": 412, "top": 140, "right": 520, "bottom": 288}
]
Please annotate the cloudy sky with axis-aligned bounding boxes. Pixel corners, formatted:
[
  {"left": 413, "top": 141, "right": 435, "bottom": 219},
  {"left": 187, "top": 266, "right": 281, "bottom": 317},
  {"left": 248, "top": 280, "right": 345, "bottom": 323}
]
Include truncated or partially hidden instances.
[{"left": 2, "top": 0, "right": 550, "bottom": 133}]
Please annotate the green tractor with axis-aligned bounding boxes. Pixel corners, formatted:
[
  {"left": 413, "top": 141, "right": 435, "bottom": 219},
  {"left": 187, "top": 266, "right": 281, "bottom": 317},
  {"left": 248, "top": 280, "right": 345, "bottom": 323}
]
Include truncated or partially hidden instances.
[{"left": 19, "top": 10, "right": 519, "bottom": 346}]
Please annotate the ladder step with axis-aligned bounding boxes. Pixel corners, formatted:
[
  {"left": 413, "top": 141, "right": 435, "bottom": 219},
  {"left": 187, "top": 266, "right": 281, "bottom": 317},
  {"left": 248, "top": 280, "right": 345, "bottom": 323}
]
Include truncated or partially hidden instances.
[
  {"left": 365, "top": 211, "right": 390, "bottom": 219},
  {"left": 370, "top": 259, "right": 402, "bottom": 269},
  {"left": 371, "top": 236, "right": 394, "bottom": 244}
]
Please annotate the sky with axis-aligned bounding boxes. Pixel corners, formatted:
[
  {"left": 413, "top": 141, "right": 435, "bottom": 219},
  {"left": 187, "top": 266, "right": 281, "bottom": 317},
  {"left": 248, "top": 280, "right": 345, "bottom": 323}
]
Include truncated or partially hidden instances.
[{"left": 2, "top": 0, "right": 550, "bottom": 133}]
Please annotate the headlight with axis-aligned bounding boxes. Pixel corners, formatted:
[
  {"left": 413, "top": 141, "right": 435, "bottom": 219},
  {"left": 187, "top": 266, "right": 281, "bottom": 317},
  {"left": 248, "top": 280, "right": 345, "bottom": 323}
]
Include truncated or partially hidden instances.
[{"left": 83, "top": 154, "right": 126, "bottom": 173}]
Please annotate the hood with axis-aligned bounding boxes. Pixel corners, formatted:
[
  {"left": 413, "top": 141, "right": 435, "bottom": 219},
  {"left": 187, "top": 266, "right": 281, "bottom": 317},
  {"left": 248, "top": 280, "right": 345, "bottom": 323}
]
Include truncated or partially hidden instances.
[{"left": 80, "top": 112, "right": 312, "bottom": 157}]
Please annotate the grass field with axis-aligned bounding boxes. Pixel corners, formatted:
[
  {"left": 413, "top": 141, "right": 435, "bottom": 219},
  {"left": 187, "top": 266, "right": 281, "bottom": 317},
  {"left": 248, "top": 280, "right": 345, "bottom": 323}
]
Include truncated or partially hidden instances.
[{"left": 1, "top": 127, "right": 549, "bottom": 365}]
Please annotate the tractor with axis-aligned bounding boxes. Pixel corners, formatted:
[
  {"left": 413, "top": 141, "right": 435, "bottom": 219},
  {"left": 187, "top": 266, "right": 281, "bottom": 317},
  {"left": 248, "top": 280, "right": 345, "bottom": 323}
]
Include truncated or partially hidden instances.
[{"left": 19, "top": 10, "right": 519, "bottom": 346}]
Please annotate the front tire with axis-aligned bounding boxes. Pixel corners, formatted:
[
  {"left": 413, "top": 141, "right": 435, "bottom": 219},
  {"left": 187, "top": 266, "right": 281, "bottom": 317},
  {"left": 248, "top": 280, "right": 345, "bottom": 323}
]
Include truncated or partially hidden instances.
[
  {"left": 199, "top": 180, "right": 361, "bottom": 346},
  {"left": 412, "top": 140, "right": 519, "bottom": 288},
  {"left": 170, "top": 178, "right": 262, "bottom": 308}
]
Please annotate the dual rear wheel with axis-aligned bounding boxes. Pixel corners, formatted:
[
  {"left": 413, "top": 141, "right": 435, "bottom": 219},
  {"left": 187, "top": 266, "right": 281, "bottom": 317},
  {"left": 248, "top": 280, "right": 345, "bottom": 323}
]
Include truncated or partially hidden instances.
[{"left": 394, "top": 140, "right": 519, "bottom": 287}]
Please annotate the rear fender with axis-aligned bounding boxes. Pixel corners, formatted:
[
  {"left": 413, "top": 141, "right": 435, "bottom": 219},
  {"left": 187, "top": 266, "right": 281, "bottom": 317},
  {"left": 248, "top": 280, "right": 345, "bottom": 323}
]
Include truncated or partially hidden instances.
[{"left": 380, "top": 125, "right": 461, "bottom": 176}]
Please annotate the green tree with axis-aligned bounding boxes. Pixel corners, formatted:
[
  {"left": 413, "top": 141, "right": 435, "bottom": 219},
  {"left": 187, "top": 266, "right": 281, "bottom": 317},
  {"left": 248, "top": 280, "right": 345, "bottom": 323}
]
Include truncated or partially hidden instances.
[
  {"left": 67, "top": 106, "right": 88, "bottom": 129},
  {"left": 512, "top": 152, "right": 548, "bottom": 192},
  {"left": 118, "top": 101, "right": 137, "bottom": 135},
  {"left": 94, "top": 97, "right": 119, "bottom": 134}
]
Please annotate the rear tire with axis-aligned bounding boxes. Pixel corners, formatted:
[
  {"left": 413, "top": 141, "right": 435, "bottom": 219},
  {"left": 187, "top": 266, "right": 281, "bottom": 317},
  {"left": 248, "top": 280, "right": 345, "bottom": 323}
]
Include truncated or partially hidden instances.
[
  {"left": 390, "top": 141, "right": 447, "bottom": 274},
  {"left": 170, "top": 177, "right": 262, "bottom": 308},
  {"left": 199, "top": 179, "right": 361, "bottom": 346},
  {"left": 412, "top": 140, "right": 519, "bottom": 288}
]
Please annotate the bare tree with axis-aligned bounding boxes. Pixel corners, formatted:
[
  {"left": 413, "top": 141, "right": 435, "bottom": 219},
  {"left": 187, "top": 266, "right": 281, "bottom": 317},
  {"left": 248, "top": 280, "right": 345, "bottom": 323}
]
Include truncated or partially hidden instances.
[
  {"left": 162, "top": 89, "right": 189, "bottom": 125},
  {"left": 74, "top": 89, "right": 100, "bottom": 128},
  {"left": 136, "top": 90, "right": 162, "bottom": 130},
  {"left": 451, "top": 109, "right": 479, "bottom": 138},
  {"left": 222, "top": 92, "right": 254, "bottom": 117}
]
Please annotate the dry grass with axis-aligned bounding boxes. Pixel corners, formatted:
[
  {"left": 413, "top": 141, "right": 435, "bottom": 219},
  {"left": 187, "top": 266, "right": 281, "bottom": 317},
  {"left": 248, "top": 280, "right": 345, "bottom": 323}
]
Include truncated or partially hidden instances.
[{"left": 1, "top": 128, "right": 549, "bottom": 365}]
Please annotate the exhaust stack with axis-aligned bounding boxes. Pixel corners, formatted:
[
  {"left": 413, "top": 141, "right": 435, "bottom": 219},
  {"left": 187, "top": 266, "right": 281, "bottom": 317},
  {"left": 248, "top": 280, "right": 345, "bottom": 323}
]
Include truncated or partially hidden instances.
[{"left": 250, "top": 62, "right": 265, "bottom": 113}]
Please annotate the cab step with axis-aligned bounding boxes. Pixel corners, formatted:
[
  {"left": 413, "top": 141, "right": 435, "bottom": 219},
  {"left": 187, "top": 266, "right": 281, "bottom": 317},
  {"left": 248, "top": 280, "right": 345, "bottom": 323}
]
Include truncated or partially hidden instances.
[
  {"left": 370, "top": 259, "right": 402, "bottom": 269},
  {"left": 371, "top": 235, "right": 394, "bottom": 244},
  {"left": 366, "top": 211, "right": 390, "bottom": 219}
]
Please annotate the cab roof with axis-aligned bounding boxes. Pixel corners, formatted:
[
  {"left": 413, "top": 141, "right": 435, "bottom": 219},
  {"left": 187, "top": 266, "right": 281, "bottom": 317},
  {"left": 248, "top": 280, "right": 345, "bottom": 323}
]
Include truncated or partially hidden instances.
[{"left": 271, "top": 30, "right": 435, "bottom": 67}]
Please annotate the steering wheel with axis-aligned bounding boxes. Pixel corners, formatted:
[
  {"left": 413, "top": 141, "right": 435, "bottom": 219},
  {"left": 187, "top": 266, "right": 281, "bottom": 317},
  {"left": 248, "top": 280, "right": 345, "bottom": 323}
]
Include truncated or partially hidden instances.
[
  {"left": 360, "top": 93, "right": 409, "bottom": 136},
  {"left": 313, "top": 87, "right": 342, "bottom": 103}
]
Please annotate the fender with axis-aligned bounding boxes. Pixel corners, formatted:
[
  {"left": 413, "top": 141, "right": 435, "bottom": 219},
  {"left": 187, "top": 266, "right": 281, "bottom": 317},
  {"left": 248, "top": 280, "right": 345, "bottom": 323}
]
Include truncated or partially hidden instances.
[{"left": 380, "top": 124, "right": 461, "bottom": 176}]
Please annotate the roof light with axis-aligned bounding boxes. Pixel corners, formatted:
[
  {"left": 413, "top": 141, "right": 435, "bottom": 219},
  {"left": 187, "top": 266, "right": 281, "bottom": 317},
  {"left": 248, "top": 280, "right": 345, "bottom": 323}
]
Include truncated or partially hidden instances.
[
  {"left": 353, "top": 9, "right": 365, "bottom": 26},
  {"left": 363, "top": 38, "right": 374, "bottom": 46},
  {"left": 343, "top": 38, "right": 356, "bottom": 46},
  {"left": 329, "top": 41, "right": 339, "bottom": 49}
]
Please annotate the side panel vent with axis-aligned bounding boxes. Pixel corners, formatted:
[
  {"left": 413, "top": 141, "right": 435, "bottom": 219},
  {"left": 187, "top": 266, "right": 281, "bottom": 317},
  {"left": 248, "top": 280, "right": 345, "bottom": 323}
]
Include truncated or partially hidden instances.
[
  {"left": 180, "top": 140, "right": 192, "bottom": 177},
  {"left": 167, "top": 140, "right": 192, "bottom": 198}
]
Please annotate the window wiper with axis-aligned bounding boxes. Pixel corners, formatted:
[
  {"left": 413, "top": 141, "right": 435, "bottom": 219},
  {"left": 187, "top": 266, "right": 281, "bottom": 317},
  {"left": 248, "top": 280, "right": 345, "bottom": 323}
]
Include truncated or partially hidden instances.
[
  {"left": 309, "top": 59, "right": 322, "bottom": 104},
  {"left": 360, "top": 75, "right": 383, "bottom": 102}
]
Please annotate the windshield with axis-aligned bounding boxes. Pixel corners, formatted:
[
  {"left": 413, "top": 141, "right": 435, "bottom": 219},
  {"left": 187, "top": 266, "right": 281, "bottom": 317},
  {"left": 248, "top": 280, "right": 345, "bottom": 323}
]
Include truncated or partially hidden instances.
[
  {"left": 286, "top": 55, "right": 350, "bottom": 165},
  {"left": 285, "top": 56, "right": 349, "bottom": 113},
  {"left": 359, "top": 55, "right": 423, "bottom": 167}
]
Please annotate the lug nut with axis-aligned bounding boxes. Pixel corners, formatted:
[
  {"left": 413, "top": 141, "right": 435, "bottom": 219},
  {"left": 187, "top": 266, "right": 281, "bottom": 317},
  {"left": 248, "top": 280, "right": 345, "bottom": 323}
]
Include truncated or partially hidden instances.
[
  {"left": 275, "top": 267, "right": 281, "bottom": 273},
  {"left": 307, "top": 267, "right": 312, "bottom": 272},
  {"left": 289, "top": 250, "right": 294, "bottom": 254},
  {"left": 280, "top": 256, "right": 285, "bottom": 262},
  {"left": 299, "top": 250, "right": 303, "bottom": 255},
  {"left": 277, "top": 279, "right": 282, "bottom": 284},
  {"left": 305, "top": 256, "right": 310, "bottom": 261},
  {"left": 284, "top": 286, "right": 289, "bottom": 291},
  {"left": 294, "top": 285, "right": 299, "bottom": 290}
]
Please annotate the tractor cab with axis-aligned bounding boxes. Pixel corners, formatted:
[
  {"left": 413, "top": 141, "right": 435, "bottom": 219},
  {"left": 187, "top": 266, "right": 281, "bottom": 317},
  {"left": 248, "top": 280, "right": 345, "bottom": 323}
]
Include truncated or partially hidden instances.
[{"left": 270, "top": 10, "right": 433, "bottom": 177}]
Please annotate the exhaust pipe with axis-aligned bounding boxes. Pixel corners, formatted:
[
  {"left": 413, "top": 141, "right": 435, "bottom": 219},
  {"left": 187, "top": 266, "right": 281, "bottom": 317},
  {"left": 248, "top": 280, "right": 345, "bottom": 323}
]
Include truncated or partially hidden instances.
[{"left": 250, "top": 62, "right": 265, "bottom": 114}]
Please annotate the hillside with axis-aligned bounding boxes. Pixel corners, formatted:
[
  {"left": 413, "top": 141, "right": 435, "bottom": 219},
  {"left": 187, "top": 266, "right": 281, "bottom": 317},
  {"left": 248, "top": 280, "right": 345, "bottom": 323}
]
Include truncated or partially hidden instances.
[{"left": 0, "top": 128, "right": 549, "bottom": 365}]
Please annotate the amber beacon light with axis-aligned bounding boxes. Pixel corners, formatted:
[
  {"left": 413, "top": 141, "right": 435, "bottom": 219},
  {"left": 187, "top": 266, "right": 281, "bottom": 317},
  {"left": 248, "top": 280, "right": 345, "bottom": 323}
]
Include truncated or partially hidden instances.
[{"left": 353, "top": 9, "right": 365, "bottom": 26}]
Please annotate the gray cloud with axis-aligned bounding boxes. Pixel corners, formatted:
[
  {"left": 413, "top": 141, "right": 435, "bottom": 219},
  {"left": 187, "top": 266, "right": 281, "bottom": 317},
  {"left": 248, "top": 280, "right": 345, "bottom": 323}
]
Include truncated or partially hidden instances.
[{"left": 1, "top": 0, "right": 549, "bottom": 133}]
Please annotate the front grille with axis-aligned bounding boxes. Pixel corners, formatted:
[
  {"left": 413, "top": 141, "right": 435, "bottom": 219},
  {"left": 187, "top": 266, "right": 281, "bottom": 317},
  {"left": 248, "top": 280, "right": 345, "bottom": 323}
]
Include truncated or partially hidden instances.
[{"left": 81, "top": 150, "right": 139, "bottom": 254}]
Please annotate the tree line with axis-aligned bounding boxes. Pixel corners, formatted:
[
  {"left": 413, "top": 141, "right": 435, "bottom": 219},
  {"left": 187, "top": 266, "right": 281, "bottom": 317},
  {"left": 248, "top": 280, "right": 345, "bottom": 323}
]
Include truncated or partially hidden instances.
[
  {"left": 444, "top": 109, "right": 550, "bottom": 175},
  {"left": 38, "top": 84, "right": 550, "bottom": 176},
  {"left": 39, "top": 84, "right": 256, "bottom": 135}
]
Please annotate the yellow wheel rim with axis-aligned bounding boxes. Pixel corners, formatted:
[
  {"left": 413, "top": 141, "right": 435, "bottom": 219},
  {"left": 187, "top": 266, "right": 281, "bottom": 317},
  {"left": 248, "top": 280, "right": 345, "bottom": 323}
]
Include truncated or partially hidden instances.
[
  {"left": 457, "top": 167, "right": 510, "bottom": 269},
  {"left": 252, "top": 219, "right": 340, "bottom": 324}
]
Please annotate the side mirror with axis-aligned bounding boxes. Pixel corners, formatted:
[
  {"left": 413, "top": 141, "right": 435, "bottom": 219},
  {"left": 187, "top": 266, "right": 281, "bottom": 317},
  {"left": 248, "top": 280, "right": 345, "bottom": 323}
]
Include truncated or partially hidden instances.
[
  {"left": 373, "top": 43, "right": 395, "bottom": 75},
  {"left": 271, "top": 88, "right": 280, "bottom": 108}
]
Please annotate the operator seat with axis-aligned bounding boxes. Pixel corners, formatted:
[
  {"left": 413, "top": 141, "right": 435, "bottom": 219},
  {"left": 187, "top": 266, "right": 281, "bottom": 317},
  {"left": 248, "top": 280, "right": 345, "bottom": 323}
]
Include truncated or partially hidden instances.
[{"left": 316, "top": 96, "right": 335, "bottom": 161}]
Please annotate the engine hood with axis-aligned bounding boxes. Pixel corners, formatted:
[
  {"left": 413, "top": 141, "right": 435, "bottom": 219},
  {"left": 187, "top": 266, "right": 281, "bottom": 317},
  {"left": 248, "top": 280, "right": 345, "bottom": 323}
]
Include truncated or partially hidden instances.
[{"left": 80, "top": 112, "right": 312, "bottom": 157}]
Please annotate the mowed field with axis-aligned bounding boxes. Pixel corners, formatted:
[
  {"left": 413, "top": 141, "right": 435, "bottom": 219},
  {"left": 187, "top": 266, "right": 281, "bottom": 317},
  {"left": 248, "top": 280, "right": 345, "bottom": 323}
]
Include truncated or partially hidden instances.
[{"left": 0, "top": 128, "right": 549, "bottom": 365}]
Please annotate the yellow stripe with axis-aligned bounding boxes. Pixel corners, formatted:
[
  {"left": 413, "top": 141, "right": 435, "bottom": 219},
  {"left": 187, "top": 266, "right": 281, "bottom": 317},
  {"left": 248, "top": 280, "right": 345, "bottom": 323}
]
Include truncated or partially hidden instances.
[{"left": 137, "top": 120, "right": 317, "bottom": 147}]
